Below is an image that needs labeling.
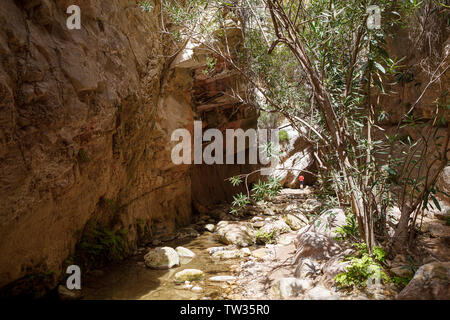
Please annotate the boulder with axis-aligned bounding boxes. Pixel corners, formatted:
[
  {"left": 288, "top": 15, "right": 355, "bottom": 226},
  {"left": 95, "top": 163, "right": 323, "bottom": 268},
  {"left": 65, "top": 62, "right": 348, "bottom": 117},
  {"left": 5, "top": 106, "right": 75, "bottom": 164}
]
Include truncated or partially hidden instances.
[
  {"left": 176, "top": 246, "right": 196, "bottom": 259},
  {"left": 272, "top": 278, "right": 314, "bottom": 299},
  {"left": 294, "top": 231, "right": 342, "bottom": 262},
  {"left": 215, "top": 221, "right": 256, "bottom": 247},
  {"left": 256, "top": 219, "right": 291, "bottom": 244},
  {"left": 397, "top": 262, "right": 450, "bottom": 300},
  {"left": 174, "top": 269, "right": 205, "bottom": 284},
  {"left": 283, "top": 214, "right": 307, "bottom": 231},
  {"left": 144, "top": 247, "right": 180, "bottom": 269},
  {"left": 204, "top": 224, "right": 215, "bottom": 232},
  {"left": 176, "top": 227, "right": 199, "bottom": 239}
]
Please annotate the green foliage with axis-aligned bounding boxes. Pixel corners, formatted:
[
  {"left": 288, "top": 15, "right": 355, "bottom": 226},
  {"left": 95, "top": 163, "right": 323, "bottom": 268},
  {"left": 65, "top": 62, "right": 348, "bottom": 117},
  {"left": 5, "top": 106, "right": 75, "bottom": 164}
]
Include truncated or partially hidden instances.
[
  {"left": 139, "top": 1, "right": 153, "bottom": 13},
  {"left": 446, "top": 216, "right": 450, "bottom": 226},
  {"left": 230, "top": 193, "right": 250, "bottom": 215},
  {"left": 334, "top": 243, "right": 389, "bottom": 289},
  {"left": 229, "top": 176, "right": 243, "bottom": 187},
  {"left": 229, "top": 176, "right": 282, "bottom": 215},
  {"left": 75, "top": 221, "right": 128, "bottom": 269},
  {"left": 392, "top": 275, "right": 413, "bottom": 288},
  {"left": 278, "top": 130, "right": 289, "bottom": 143},
  {"left": 335, "top": 212, "right": 360, "bottom": 241},
  {"left": 255, "top": 229, "right": 276, "bottom": 244},
  {"left": 202, "top": 56, "right": 217, "bottom": 75}
]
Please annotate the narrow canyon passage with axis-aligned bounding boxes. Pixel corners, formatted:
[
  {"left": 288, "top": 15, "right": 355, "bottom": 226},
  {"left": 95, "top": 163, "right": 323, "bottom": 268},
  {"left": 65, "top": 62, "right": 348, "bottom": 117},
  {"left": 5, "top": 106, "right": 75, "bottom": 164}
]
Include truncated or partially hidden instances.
[
  {"left": 0, "top": 0, "right": 449, "bottom": 302},
  {"left": 80, "top": 188, "right": 313, "bottom": 300}
]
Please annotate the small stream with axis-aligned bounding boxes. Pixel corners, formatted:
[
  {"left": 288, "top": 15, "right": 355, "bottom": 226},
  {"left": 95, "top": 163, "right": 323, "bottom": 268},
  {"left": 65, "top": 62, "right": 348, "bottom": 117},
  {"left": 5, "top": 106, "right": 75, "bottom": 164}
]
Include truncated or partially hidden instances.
[{"left": 81, "top": 232, "right": 245, "bottom": 300}]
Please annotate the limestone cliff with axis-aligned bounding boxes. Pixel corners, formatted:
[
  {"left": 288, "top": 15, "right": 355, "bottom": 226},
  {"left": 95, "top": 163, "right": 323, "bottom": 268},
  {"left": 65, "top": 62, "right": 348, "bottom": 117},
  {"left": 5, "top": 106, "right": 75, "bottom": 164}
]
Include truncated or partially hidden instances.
[
  {"left": 0, "top": 0, "right": 195, "bottom": 292},
  {"left": 0, "top": 0, "right": 258, "bottom": 295}
]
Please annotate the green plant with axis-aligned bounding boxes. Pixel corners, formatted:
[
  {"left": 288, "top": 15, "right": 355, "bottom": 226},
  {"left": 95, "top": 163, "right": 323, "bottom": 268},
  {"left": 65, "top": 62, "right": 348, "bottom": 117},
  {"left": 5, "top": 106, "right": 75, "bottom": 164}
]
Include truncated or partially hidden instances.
[
  {"left": 334, "top": 243, "right": 389, "bottom": 289},
  {"left": 202, "top": 56, "right": 217, "bottom": 75},
  {"left": 229, "top": 176, "right": 282, "bottom": 215},
  {"left": 392, "top": 275, "right": 413, "bottom": 288},
  {"left": 278, "top": 130, "right": 289, "bottom": 143},
  {"left": 335, "top": 212, "right": 360, "bottom": 241},
  {"left": 75, "top": 221, "right": 128, "bottom": 269},
  {"left": 230, "top": 193, "right": 250, "bottom": 215},
  {"left": 139, "top": 1, "right": 153, "bottom": 12},
  {"left": 255, "top": 229, "right": 276, "bottom": 244},
  {"left": 446, "top": 216, "right": 450, "bottom": 226}
]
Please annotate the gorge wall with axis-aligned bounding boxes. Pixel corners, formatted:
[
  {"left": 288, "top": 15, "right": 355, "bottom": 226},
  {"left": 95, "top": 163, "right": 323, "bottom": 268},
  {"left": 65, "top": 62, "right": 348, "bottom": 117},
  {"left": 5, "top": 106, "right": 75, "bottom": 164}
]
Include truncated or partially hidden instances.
[{"left": 0, "top": 0, "right": 255, "bottom": 294}]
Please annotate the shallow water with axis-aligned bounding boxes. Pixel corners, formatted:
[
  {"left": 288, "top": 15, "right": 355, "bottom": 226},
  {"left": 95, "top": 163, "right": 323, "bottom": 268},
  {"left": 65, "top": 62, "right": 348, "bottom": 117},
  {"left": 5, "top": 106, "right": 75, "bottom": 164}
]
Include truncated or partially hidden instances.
[{"left": 81, "top": 232, "right": 242, "bottom": 300}]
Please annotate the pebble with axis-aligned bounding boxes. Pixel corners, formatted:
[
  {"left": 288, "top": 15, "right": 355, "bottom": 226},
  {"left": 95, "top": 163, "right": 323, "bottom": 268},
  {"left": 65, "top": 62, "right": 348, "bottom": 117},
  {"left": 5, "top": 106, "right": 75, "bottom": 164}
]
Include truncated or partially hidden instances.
[{"left": 191, "top": 286, "right": 204, "bottom": 293}]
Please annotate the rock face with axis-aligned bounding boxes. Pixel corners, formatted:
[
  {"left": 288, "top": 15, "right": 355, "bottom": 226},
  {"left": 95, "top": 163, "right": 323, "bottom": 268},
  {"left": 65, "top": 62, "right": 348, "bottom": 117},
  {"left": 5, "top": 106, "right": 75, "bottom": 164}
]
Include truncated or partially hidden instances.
[
  {"left": 144, "top": 247, "right": 180, "bottom": 270},
  {"left": 0, "top": 0, "right": 192, "bottom": 290},
  {"left": 0, "top": 1, "right": 256, "bottom": 292},
  {"left": 397, "top": 262, "right": 450, "bottom": 300}
]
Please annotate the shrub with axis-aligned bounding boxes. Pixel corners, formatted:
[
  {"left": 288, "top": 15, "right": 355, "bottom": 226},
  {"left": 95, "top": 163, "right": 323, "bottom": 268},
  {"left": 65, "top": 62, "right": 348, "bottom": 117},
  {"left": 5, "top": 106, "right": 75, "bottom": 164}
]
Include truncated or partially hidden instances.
[
  {"left": 334, "top": 243, "right": 389, "bottom": 289},
  {"left": 278, "top": 130, "right": 289, "bottom": 143}
]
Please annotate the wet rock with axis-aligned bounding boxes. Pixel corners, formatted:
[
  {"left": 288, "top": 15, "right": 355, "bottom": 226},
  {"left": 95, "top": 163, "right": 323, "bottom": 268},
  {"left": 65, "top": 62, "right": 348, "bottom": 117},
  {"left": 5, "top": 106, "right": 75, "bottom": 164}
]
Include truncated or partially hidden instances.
[
  {"left": 176, "top": 246, "right": 196, "bottom": 259},
  {"left": 210, "top": 276, "right": 237, "bottom": 282},
  {"left": 397, "top": 262, "right": 450, "bottom": 300},
  {"left": 205, "top": 224, "right": 215, "bottom": 232},
  {"left": 305, "top": 286, "right": 340, "bottom": 300},
  {"left": 207, "top": 246, "right": 230, "bottom": 255},
  {"left": 176, "top": 228, "right": 199, "bottom": 239},
  {"left": 174, "top": 269, "right": 205, "bottom": 284},
  {"left": 215, "top": 221, "right": 256, "bottom": 247},
  {"left": 283, "top": 214, "right": 307, "bottom": 231},
  {"left": 272, "top": 278, "right": 314, "bottom": 299},
  {"left": 144, "top": 247, "right": 180, "bottom": 269},
  {"left": 294, "top": 231, "right": 342, "bottom": 261},
  {"left": 299, "top": 208, "right": 346, "bottom": 238},
  {"left": 58, "top": 285, "right": 83, "bottom": 300}
]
